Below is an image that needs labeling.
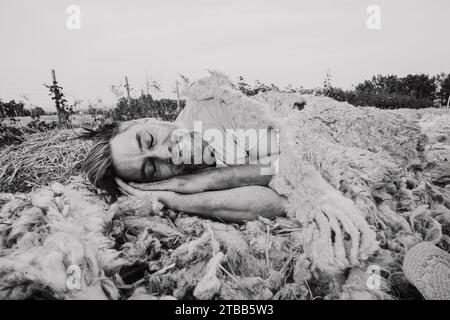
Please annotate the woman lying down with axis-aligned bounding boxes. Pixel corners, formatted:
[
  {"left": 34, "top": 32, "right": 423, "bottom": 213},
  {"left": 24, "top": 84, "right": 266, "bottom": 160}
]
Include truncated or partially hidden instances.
[
  {"left": 80, "top": 93, "right": 286, "bottom": 223},
  {"left": 82, "top": 72, "right": 383, "bottom": 273}
]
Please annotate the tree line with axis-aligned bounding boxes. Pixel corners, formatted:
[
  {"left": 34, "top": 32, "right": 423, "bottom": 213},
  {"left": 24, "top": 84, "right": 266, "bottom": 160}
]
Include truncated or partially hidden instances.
[
  {"left": 0, "top": 100, "right": 45, "bottom": 118},
  {"left": 238, "top": 73, "right": 450, "bottom": 109},
  {"left": 85, "top": 94, "right": 183, "bottom": 123}
]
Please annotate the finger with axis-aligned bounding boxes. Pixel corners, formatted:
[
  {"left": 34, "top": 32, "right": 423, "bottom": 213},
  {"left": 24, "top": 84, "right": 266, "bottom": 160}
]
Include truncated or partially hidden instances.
[
  {"left": 115, "top": 181, "right": 129, "bottom": 195},
  {"left": 115, "top": 177, "right": 128, "bottom": 189},
  {"left": 115, "top": 178, "right": 135, "bottom": 196},
  {"left": 118, "top": 186, "right": 130, "bottom": 196},
  {"left": 116, "top": 183, "right": 131, "bottom": 196}
]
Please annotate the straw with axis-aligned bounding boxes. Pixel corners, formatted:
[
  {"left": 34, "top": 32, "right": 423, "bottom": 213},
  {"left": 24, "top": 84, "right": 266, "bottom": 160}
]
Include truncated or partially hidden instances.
[{"left": 0, "top": 129, "right": 90, "bottom": 193}]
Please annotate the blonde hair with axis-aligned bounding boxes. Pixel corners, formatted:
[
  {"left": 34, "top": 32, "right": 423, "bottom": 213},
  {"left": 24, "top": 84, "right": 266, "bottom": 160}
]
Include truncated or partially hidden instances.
[{"left": 79, "top": 122, "right": 120, "bottom": 194}]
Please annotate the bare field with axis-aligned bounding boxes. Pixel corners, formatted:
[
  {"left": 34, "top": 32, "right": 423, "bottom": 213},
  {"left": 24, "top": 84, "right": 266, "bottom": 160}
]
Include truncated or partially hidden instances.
[{"left": 3, "top": 114, "right": 97, "bottom": 127}]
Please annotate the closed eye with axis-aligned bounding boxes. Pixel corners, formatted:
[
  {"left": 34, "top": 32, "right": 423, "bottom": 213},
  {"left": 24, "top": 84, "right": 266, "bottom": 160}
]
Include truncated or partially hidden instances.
[
  {"left": 144, "top": 131, "right": 154, "bottom": 149},
  {"left": 136, "top": 131, "right": 154, "bottom": 151}
]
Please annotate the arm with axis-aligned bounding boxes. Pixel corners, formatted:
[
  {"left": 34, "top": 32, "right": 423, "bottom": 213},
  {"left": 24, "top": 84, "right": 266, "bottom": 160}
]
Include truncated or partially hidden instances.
[
  {"left": 115, "top": 178, "right": 285, "bottom": 223},
  {"left": 129, "top": 164, "right": 273, "bottom": 194},
  {"left": 158, "top": 186, "right": 286, "bottom": 223}
]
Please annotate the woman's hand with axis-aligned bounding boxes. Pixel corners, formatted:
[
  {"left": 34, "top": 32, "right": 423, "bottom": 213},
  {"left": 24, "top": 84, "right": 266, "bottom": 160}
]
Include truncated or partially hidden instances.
[{"left": 115, "top": 178, "right": 178, "bottom": 204}]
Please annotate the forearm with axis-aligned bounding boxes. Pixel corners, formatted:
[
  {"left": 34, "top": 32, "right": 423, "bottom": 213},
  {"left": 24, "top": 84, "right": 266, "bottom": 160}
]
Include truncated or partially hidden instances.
[
  {"left": 159, "top": 186, "right": 286, "bottom": 223},
  {"left": 195, "top": 165, "right": 272, "bottom": 191},
  {"left": 144, "top": 165, "right": 273, "bottom": 194}
]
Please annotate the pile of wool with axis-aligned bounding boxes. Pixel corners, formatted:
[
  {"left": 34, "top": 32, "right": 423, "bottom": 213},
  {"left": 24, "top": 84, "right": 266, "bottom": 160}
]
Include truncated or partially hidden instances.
[
  {"left": 0, "top": 186, "right": 400, "bottom": 301},
  {"left": 0, "top": 185, "right": 313, "bottom": 300},
  {"left": 104, "top": 198, "right": 396, "bottom": 300},
  {"left": 0, "top": 185, "right": 418, "bottom": 300},
  {"left": 182, "top": 71, "right": 450, "bottom": 297},
  {"left": 0, "top": 177, "right": 126, "bottom": 299},
  {"left": 253, "top": 93, "right": 450, "bottom": 299},
  {"left": 106, "top": 197, "right": 302, "bottom": 300},
  {"left": 260, "top": 95, "right": 450, "bottom": 299}
]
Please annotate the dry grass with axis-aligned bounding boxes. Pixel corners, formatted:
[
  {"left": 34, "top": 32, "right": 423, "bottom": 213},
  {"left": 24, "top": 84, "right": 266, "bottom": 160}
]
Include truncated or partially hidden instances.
[{"left": 0, "top": 129, "right": 89, "bottom": 193}]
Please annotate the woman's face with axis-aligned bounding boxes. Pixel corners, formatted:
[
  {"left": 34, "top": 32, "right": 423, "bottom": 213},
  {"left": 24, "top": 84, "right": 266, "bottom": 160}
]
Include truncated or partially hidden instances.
[{"left": 110, "top": 119, "right": 189, "bottom": 182}]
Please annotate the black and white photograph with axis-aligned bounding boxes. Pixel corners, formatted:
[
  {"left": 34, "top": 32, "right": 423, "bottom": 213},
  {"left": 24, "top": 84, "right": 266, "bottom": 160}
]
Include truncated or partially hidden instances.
[{"left": 0, "top": 0, "right": 449, "bottom": 306}]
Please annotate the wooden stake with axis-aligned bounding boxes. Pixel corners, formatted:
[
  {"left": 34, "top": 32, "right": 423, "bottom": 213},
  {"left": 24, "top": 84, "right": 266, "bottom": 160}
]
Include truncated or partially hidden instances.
[
  {"left": 447, "top": 94, "right": 450, "bottom": 109},
  {"left": 176, "top": 81, "right": 181, "bottom": 112},
  {"left": 125, "top": 76, "right": 132, "bottom": 107},
  {"left": 50, "top": 69, "right": 70, "bottom": 127},
  {"left": 51, "top": 69, "right": 61, "bottom": 112}
]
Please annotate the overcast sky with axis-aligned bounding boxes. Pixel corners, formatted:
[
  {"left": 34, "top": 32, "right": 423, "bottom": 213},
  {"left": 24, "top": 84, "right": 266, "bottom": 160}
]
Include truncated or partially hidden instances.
[{"left": 1, "top": 0, "right": 449, "bottom": 110}]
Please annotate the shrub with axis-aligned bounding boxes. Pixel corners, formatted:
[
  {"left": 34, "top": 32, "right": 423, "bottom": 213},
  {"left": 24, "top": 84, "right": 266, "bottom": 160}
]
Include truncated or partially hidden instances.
[
  {"left": 0, "top": 119, "right": 58, "bottom": 148},
  {"left": 326, "top": 87, "right": 433, "bottom": 109},
  {"left": 113, "top": 94, "right": 183, "bottom": 122}
]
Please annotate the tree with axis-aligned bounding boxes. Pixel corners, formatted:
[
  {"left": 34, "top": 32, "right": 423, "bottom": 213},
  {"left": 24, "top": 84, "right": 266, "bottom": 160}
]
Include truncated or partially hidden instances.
[
  {"left": 112, "top": 92, "right": 181, "bottom": 122},
  {"left": 435, "top": 73, "right": 450, "bottom": 106},
  {"left": 44, "top": 71, "right": 71, "bottom": 127},
  {"left": 322, "top": 70, "right": 333, "bottom": 96},
  {"left": 355, "top": 75, "right": 402, "bottom": 95},
  {"left": 237, "top": 76, "right": 278, "bottom": 96},
  {"left": 0, "top": 99, "right": 30, "bottom": 117},
  {"left": 351, "top": 73, "right": 437, "bottom": 109},
  {"left": 30, "top": 106, "right": 45, "bottom": 119},
  {"left": 402, "top": 74, "right": 436, "bottom": 100}
]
